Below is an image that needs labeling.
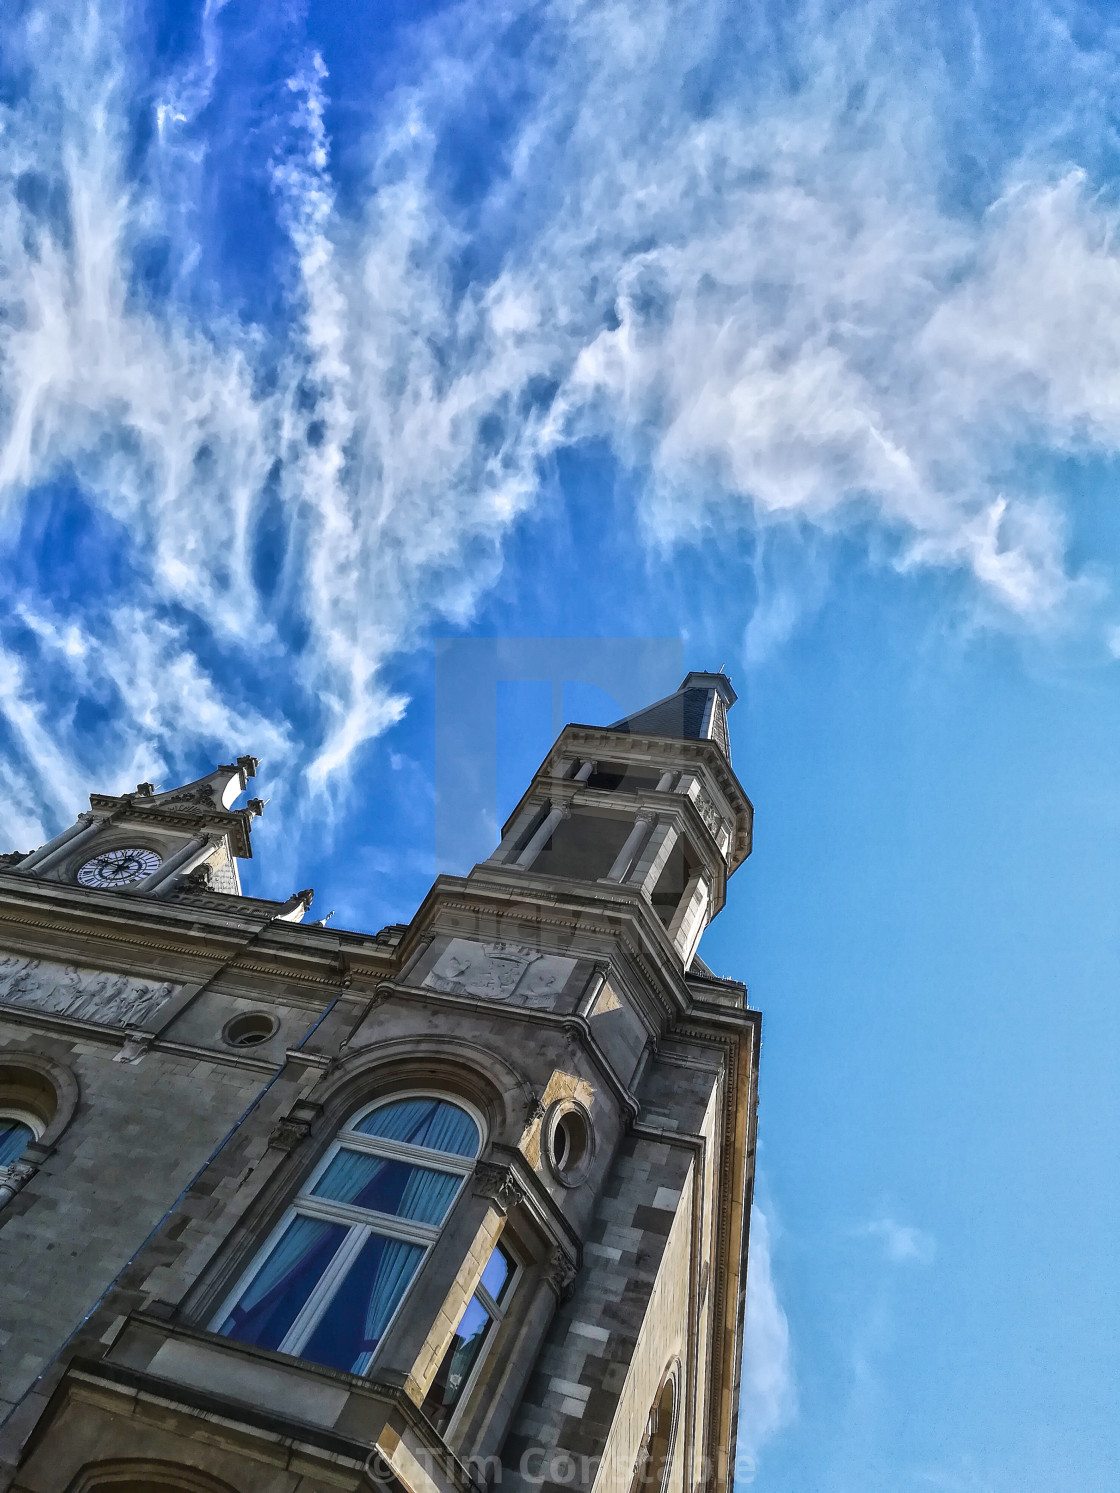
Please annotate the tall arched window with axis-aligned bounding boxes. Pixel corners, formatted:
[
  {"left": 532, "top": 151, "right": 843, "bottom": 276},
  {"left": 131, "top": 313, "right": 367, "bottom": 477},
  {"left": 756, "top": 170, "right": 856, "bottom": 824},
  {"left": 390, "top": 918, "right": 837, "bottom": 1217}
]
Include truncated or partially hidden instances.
[
  {"left": 214, "top": 1094, "right": 480, "bottom": 1376},
  {"left": 629, "top": 1364, "right": 680, "bottom": 1493}
]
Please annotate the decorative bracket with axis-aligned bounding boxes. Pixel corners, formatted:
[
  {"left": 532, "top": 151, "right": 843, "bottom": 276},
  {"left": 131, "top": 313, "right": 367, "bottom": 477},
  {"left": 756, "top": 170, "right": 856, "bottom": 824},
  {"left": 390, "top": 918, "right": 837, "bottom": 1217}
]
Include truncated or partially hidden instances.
[
  {"left": 268, "top": 1116, "right": 313, "bottom": 1152},
  {"left": 473, "top": 1161, "right": 527, "bottom": 1215},
  {"left": 113, "top": 1029, "right": 155, "bottom": 1065},
  {"left": 545, "top": 1245, "right": 579, "bottom": 1301},
  {"left": 268, "top": 1099, "right": 321, "bottom": 1152}
]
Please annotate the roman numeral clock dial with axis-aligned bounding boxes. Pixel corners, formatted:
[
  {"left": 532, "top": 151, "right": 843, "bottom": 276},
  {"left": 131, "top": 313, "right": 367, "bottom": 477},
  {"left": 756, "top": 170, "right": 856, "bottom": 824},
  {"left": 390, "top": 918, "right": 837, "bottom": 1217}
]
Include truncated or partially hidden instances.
[{"left": 76, "top": 847, "right": 162, "bottom": 889}]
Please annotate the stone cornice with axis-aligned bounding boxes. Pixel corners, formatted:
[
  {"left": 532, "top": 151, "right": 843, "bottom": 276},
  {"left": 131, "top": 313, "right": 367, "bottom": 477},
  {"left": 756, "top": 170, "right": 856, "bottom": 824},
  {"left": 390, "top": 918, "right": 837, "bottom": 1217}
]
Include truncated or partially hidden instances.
[
  {"left": 89, "top": 793, "right": 259, "bottom": 859},
  {"left": 0, "top": 874, "right": 395, "bottom": 998}
]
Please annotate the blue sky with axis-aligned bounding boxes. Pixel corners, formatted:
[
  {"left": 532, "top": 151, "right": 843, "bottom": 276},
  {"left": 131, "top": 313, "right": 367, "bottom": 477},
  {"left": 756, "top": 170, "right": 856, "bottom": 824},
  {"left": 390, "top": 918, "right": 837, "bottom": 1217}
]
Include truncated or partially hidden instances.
[{"left": 2, "top": 0, "right": 1120, "bottom": 1487}]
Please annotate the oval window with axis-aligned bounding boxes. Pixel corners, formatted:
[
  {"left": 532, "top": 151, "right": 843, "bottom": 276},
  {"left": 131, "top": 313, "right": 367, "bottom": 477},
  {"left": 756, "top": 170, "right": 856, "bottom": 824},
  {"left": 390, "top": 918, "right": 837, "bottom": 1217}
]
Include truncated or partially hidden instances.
[
  {"left": 545, "top": 1102, "right": 593, "bottom": 1186},
  {"left": 222, "top": 1012, "right": 279, "bottom": 1048}
]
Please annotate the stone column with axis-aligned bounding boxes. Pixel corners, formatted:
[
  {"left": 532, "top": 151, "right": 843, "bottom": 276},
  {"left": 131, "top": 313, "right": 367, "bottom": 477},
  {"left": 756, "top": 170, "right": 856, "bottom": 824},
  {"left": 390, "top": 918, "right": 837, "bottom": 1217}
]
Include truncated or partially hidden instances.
[
  {"left": 14, "top": 814, "right": 102, "bottom": 876},
  {"left": 469, "top": 1253, "right": 575, "bottom": 1470},
  {"left": 515, "top": 803, "right": 569, "bottom": 870},
  {"left": 603, "top": 813, "right": 654, "bottom": 883},
  {"left": 573, "top": 760, "right": 596, "bottom": 783},
  {"left": 625, "top": 818, "right": 679, "bottom": 895},
  {"left": 488, "top": 802, "right": 545, "bottom": 865},
  {"left": 670, "top": 871, "right": 711, "bottom": 963},
  {"left": 128, "top": 835, "right": 211, "bottom": 897}
]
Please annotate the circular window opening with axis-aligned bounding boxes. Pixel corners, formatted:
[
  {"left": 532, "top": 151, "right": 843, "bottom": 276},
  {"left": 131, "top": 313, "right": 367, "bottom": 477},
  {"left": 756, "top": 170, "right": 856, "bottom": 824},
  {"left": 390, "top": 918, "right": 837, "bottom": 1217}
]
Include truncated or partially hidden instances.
[
  {"left": 222, "top": 1012, "right": 279, "bottom": 1049},
  {"left": 545, "top": 1102, "right": 593, "bottom": 1186}
]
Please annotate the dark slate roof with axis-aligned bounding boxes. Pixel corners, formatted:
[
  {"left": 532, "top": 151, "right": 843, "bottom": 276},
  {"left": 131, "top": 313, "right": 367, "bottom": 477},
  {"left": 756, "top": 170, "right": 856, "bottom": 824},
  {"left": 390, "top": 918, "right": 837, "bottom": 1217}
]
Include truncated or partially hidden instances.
[{"left": 607, "top": 671, "right": 737, "bottom": 762}]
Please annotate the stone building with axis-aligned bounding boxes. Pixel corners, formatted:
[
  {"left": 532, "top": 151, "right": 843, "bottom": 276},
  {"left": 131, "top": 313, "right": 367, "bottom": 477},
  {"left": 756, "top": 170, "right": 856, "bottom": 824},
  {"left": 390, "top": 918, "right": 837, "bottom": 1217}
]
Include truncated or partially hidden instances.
[{"left": 0, "top": 671, "right": 760, "bottom": 1493}]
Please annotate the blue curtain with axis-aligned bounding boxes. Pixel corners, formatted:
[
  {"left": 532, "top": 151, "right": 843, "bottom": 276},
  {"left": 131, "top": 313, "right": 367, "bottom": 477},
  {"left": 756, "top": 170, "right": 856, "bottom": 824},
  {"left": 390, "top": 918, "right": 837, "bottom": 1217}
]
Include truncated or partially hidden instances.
[
  {"left": 355, "top": 1097, "right": 478, "bottom": 1158},
  {"left": 221, "top": 1214, "right": 346, "bottom": 1350},
  {"left": 356, "top": 1235, "right": 424, "bottom": 1371},
  {"left": 0, "top": 1120, "right": 31, "bottom": 1167},
  {"left": 301, "top": 1230, "right": 423, "bottom": 1375},
  {"left": 312, "top": 1149, "right": 460, "bottom": 1225}
]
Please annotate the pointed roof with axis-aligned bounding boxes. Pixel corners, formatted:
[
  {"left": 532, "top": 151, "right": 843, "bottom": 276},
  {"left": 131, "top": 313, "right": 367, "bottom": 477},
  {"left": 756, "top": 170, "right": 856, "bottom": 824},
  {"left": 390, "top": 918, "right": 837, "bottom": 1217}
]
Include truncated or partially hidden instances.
[
  {"left": 89, "top": 756, "right": 264, "bottom": 859},
  {"left": 607, "top": 671, "right": 737, "bottom": 762}
]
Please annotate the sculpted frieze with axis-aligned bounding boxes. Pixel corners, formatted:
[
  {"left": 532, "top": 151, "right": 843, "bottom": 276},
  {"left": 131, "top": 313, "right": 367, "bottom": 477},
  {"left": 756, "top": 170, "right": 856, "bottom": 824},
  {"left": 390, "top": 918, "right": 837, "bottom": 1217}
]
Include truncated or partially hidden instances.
[
  {"left": 0, "top": 954, "right": 178, "bottom": 1029},
  {"left": 423, "top": 938, "right": 576, "bottom": 1008}
]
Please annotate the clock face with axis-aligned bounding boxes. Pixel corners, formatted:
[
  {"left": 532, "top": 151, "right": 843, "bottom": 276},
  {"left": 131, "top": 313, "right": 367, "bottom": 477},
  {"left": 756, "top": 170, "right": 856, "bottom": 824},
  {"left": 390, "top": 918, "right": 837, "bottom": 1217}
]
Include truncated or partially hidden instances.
[{"left": 76, "top": 846, "right": 162, "bottom": 889}]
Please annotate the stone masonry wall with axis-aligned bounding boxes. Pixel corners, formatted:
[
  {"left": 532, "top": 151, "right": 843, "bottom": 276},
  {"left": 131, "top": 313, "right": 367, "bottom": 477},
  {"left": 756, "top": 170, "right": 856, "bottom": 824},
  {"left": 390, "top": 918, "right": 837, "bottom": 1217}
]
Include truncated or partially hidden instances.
[
  {"left": 500, "top": 1126, "right": 697, "bottom": 1492},
  {"left": 0, "top": 1020, "right": 268, "bottom": 1417}
]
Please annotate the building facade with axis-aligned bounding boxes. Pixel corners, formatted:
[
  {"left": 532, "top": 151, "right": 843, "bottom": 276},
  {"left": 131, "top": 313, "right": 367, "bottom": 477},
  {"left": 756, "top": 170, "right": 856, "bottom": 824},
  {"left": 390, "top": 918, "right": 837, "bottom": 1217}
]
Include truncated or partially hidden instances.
[{"left": 0, "top": 672, "right": 760, "bottom": 1493}]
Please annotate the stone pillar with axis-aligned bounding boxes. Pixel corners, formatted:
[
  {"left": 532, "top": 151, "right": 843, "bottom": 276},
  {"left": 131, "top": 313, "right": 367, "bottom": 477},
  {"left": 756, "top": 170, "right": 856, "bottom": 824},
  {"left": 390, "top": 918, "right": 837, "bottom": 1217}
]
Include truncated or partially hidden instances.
[
  {"left": 670, "top": 871, "right": 711, "bottom": 963},
  {"left": 470, "top": 1256, "right": 574, "bottom": 1470},
  {"left": 655, "top": 770, "right": 676, "bottom": 792},
  {"left": 127, "top": 835, "right": 211, "bottom": 897},
  {"left": 604, "top": 813, "right": 654, "bottom": 883},
  {"left": 488, "top": 802, "right": 545, "bottom": 865},
  {"left": 14, "top": 814, "right": 102, "bottom": 876},
  {"left": 515, "top": 803, "right": 569, "bottom": 870},
  {"left": 625, "top": 818, "right": 679, "bottom": 895},
  {"left": 573, "top": 760, "right": 596, "bottom": 783}
]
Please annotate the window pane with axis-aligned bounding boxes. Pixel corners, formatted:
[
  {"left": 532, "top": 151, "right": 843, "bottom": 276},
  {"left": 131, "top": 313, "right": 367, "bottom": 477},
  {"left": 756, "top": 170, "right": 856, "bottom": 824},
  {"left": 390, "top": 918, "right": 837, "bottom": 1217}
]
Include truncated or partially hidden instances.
[
  {"left": 0, "top": 1119, "right": 33, "bottom": 1167},
  {"left": 353, "top": 1097, "right": 479, "bottom": 1158},
  {"left": 219, "top": 1215, "right": 347, "bottom": 1351},
  {"left": 422, "top": 1294, "right": 495, "bottom": 1433},
  {"left": 301, "top": 1231, "right": 423, "bottom": 1375},
  {"left": 311, "top": 1150, "right": 461, "bottom": 1226},
  {"left": 479, "top": 1241, "right": 515, "bottom": 1304}
]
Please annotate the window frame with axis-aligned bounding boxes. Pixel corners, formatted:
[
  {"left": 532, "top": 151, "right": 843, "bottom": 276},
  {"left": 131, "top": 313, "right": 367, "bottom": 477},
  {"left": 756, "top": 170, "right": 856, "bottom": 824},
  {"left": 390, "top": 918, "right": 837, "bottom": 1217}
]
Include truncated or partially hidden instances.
[
  {"left": 210, "top": 1090, "right": 486, "bottom": 1374},
  {"left": 428, "top": 1235, "right": 523, "bottom": 1439}
]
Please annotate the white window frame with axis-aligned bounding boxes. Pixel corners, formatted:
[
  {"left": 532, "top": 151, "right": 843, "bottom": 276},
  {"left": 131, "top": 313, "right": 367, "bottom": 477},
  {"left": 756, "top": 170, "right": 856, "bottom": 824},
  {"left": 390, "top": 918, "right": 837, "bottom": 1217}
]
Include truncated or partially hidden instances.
[
  {"left": 211, "top": 1091, "right": 485, "bottom": 1372},
  {"left": 438, "top": 1237, "right": 522, "bottom": 1437}
]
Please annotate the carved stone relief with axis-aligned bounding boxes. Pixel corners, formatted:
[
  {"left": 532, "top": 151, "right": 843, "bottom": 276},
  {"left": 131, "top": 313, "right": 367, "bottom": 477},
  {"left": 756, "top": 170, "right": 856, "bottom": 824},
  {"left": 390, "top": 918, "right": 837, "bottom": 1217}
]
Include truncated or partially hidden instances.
[
  {"left": 423, "top": 939, "right": 576, "bottom": 1009},
  {"left": 0, "top": 954, "right": 178, "bottom": 1029}
]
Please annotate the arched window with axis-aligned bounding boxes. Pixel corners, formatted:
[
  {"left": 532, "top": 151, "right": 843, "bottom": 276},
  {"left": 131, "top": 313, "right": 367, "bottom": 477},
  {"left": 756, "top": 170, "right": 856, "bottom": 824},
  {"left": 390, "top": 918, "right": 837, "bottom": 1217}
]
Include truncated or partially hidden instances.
[
  {"left": 214, "top": 1095, "right": 481, "bottom": 1376},
  {"left": 629, "top": 1364, "right": 680, "bottom": 1493}
]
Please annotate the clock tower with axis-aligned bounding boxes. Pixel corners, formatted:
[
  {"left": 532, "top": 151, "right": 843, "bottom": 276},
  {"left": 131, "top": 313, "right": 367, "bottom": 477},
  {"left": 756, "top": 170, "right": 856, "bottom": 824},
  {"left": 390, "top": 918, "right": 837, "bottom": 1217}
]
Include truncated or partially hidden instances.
[{"left": 6, "top": 757, "right": 265, "bottom": 897}]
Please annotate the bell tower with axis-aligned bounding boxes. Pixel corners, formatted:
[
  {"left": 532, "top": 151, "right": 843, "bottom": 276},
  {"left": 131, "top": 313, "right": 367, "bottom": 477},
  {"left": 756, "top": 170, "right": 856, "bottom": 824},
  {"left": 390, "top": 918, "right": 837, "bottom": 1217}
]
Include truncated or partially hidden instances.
[
  {"left": 0, "top": 673, "right": 761, "bottom": 1493},
  {"left": 489, "top": 669, "right": 749, "bottom": 971}
]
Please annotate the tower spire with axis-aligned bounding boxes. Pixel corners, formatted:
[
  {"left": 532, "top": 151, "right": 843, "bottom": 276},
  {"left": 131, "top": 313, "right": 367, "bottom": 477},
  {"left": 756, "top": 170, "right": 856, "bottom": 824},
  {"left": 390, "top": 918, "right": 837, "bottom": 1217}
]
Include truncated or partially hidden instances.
[{"left": 607, "top": 669, "right": 737, "bottom": 762}]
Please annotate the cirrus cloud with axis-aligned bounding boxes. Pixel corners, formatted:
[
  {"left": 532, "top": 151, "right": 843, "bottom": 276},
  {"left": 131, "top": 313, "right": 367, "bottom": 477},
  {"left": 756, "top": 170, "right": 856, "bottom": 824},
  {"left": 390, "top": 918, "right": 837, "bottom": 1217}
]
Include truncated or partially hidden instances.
[{"left": 0, "top": 0, "right": 1118, "bottom": 845}]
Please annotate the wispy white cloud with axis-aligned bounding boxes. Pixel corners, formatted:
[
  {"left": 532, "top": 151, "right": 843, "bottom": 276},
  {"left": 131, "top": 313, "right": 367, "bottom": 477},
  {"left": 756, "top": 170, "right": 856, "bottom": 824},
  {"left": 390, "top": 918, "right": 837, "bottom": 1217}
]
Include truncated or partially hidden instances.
[
  {"left": 1, "top": 0, "right": 1120, "bottom": 842},
  {"left": 0, "top": 602, "right": 290, "bottom": 846},
  {"left": 863, "top": 1214, "right": 936, "bottom": 1266},
  {"left": 736, "top": 1205, "right": 796, "bottom": 1484}
]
